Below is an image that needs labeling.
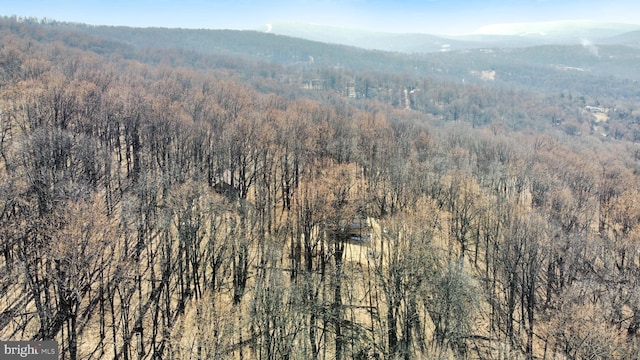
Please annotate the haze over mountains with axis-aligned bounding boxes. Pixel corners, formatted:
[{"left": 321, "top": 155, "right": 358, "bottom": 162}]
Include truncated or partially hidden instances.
[{"left": 261, "top": 20, "right": 640, "bottom": 53}]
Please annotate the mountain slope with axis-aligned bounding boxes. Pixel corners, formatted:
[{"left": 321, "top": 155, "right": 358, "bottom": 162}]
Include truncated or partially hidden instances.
[{"left": 8, "top": 18, "right": 638, "bottom": 99}]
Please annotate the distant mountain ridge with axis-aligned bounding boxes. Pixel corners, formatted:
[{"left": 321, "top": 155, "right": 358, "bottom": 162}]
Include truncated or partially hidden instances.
[
  {"left": 4, "top": 16, "right": 639, "bottom": 98},
  {"left": 599, "top": 30, "right": 640, "bottom": 47},
  {"left": 472, "top": 20, "right": 640, "bottom": 37},
  {"left": 261, "top": 20, "right": 640, "bottom": 53}
]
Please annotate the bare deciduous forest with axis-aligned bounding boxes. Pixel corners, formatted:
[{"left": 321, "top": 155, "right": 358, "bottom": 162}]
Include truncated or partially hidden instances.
[{"left": 2, "top": 16, "right": 640, "bottom": 359}]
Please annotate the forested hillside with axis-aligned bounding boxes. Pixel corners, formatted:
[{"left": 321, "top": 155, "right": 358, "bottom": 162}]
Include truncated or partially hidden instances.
[{"left": 2, "top": 16, "right": 640, "bottom": 359}]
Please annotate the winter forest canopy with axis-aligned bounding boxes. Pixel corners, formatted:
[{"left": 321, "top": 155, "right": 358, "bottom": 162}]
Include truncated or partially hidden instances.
[{"left": 2, "top": 16, "right": 640, "bottom": 359}]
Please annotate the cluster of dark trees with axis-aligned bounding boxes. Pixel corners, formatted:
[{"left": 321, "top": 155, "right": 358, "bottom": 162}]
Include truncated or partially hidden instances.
[{"left": 1, "top": 16, "right": 640, "bottom": 359}]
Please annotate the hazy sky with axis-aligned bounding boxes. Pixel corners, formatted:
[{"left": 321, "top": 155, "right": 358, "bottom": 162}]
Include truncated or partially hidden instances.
[{"left": 2, "top": 0, "right": 639, "bottom": 35}]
